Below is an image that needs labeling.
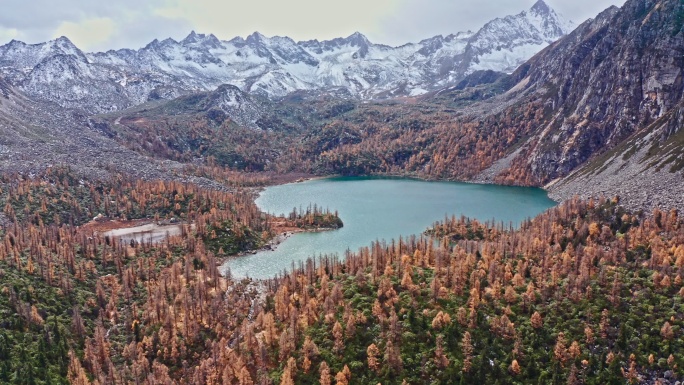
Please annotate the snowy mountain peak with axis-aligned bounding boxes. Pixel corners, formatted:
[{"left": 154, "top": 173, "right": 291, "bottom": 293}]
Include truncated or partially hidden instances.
[
  {"left": 142, "top": 37, "right": 180, "bottom": 53},
  {"left": 182, "top": 30, "right": 200, "bottom": 43},
  {"left": 54, "top": 36, "right": 74, "bottom": 45},
  {"left": 530, "top": 0, "right": 552, "bottom": 16},
  {"left": 527, "top": 0, "right": 575, "bottom": 35},
  {"left": 160, "top": 38, "right": 178, "bottom": 46},
  {"left": 46, "top": 36, "right": 85, "bottom": 58},
  {"left": 453, "top": 31, "right": 474, "bottom": 39},
  {"left": 0, "top": 34, "right": 88, "bottom": 74},
  {"left": 144, "top": 38, "right": 160, "bottom": 49},
  {"left": 246, "top": 32, "right": 267, "bottom": 43},
  {"left": 346, "top": 32, "right": 371, "bottom": 46},
  {"left": 228, "top": 36, "right": 246, "bottom": 46},
  {"left": 0, "top": 1, "right": 578, "bottom": 112},
  {"left": 181, "top": 31, "right": 222, "bottom": 49}
]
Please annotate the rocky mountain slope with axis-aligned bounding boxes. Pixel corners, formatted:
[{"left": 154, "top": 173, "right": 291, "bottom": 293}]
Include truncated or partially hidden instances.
[
  {"left": 471, "top": 0, "right": 684, "bottom": 210},
  {"left": 0, "top": 0, "right": 682, "bottom": 215},
  {"left": 0, "top": 74, "right": 234, "bottom": 192},
  {"left": 0, "top": 0, "right": 572, "bottom": 113},
  {"left": 87, "top": 0, "right": 684, "bottom": 213}
]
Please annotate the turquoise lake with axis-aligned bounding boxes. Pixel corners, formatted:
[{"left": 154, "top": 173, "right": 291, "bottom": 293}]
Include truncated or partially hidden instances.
[{"left": 220, "top": 177, "right": 556, "bottom": 279}]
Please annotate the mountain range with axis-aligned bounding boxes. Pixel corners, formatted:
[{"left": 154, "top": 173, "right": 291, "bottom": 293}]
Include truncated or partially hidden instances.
[
  {"left": 0, "top": 0, "right": 572, "bottom": 113},
  {"left": 0, "top": 0, "right": 682, "bottom": 213},
  {"left": 1, "top": 1, "right": 684, "bottom": 384}
]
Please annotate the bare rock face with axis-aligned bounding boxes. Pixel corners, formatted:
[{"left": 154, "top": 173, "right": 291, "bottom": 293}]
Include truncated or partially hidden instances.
[
  {"left": 473, "top": 0, "right": 683, "bottom": 210},
  {"left": 0, "top": 77, "right": 13, "bottom": 99},
  {"left": 489, "top": 1, "right": 681, "bottom": 180}
]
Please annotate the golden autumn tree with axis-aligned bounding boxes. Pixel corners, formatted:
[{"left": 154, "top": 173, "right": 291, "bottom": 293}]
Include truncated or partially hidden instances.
[
  {"left": 319, "top": 361, "right": 332, "bottom": 385},
  {"left": 367, "top": 343, "right": 380, "bottom": 372},
  {"left": 554, "top": 332, "right": 568, "bottom": 367},
  {"left": 509, "top": 359, "right": 521, "bottom": 375},
  {"left": 67, "top": 351, "right": 91, "bottom": 385},
  {"left": 434, "top": 335, "right": 450, "bottom": 369},
  {"left": 461, "top": 331, "right": 473, "bottom": 373},
  {"left": 661, "top": 322, "right": 674, "bottom": 340},
  {"left": 332, "top": 321, "right": 344, "bottom": 354},
  {"left": 531, "top": 311, "right": 543, "bottom": 329},
  {"left": 568, "top": 341, "right": 582, "bottom": 360},
  {"left": 335, "top": 365, "right": 351, "bottom": 385}
]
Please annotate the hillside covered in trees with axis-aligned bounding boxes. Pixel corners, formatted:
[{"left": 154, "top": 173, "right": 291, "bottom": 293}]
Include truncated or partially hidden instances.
[
  {"left": 0, "top": 167, "right": 338, "bottom": 384},
  {"left": 102, "top": 91, "right": 548, "bottom": 183},
  {"left": 0, "top": 0, "right": 680, "bottom": 383},
  {"left": 0, "top": 167, "right": 681, "bottom": 384}
]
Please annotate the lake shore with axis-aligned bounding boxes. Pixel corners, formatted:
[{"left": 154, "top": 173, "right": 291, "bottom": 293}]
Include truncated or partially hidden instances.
[
  {"left": 238, "top": 226, "right": 338, "bottom": 256},
  {"left": 261, "top": 171, "right": 563, "bottom": 205},
  {"left": 221, "top": 176, "right": 555, "bottom": 279}
]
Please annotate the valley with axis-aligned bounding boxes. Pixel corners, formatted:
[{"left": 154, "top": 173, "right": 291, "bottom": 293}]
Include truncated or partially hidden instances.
[{"left": 0, "top": 0, "right": 681, "bottom": 384}]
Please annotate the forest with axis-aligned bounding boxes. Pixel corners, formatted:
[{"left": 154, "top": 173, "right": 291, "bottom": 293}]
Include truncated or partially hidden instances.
[
  {"left": 105, "top": 95, "right": 551, "bottom": 186},
  {"left": 0, "top": 166, "right": 680, "bottom": 384},
  {"left": 1, "top": 1, "right": 681, "bottom": 382}
]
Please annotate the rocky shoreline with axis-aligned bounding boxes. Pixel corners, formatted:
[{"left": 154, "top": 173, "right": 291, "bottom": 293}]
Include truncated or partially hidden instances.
[
  {"left": 239, "top": 227, "right": 339, "bottom": 256},
  {"left": 546, "top": 145, "right": 684, "bottom": 214},
  {"left": 468, "top": 139, "right": 684, "bottom": 215}
]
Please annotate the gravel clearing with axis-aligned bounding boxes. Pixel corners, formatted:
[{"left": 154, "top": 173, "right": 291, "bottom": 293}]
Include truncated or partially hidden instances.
[{"left": 546, "top": 145, "right": 684, "bottom": 213}]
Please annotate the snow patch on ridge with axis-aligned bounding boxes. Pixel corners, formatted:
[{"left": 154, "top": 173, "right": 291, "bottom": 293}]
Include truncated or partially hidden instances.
[{"left": 0, "top": 1, "right": 574, "bottom": 112}]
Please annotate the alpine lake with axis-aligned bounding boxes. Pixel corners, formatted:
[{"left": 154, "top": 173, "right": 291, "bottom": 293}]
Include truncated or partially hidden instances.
[{"left": 221, "top": 177, "right": 557, "bottom": 279}]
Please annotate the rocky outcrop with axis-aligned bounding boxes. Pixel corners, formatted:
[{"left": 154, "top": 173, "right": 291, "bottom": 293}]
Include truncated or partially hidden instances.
[
  {"left": 0, "top": 75, "right": 230, "bottom": 191},
  {"left": 0, "top": 77, "right": 13, "bottom": 99},
  {"left": 503, "top": 0, "right": 683, "bottom": 182},
  {"left": 468, "top": 0, "right": 684, "bottom": 210}
]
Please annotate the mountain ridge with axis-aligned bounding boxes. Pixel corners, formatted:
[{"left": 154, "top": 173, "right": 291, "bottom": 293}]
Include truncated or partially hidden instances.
[
  {"left": 3, "top": 0, "right": 682, "bottom": 214},
  {"left": 0, "top": 1, "right": 573, "bottom": 113},
  {"left": 463, "top": 0, "right": 684, "bottom": 210}
]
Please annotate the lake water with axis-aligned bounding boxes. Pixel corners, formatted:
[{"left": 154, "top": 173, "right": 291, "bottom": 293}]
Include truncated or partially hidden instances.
[{"left": 221, "top": 177, "right": 556, "bottom": 279}]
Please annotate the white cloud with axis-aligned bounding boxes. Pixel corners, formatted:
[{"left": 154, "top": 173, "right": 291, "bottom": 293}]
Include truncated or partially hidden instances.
[
  {"left": 0, "top": 0, "right": 627, "bottom": 51},
  {"left": 53, "top": 18, "right": 116, "bottom": 51},
  {"left": 549, "top": 0, "right": 625, "bottom": 24},
  {"left": 154, "top": 0, "right": 398, "bottom": 42},
  {"left": 0, "top": 28, "right": 19, "bottom": 42}
]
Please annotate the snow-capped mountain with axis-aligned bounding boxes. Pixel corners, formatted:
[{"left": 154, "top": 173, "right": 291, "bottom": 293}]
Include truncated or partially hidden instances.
[{"left": 0, "top": 0, "right": 573, "bottom": 113}]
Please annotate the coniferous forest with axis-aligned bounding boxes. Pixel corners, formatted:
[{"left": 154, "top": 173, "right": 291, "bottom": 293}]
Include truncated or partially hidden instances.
[
  {"left": 0, "top": 167, "right": 681, "bottom": 384},
  {"left": 0, "top": 0, "right": 682, "bottom": 383}
]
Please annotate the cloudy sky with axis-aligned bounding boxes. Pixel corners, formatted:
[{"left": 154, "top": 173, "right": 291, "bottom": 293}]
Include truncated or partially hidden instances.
[{"left": 0, "top": 0, "right": 626, "bottom": 52}]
